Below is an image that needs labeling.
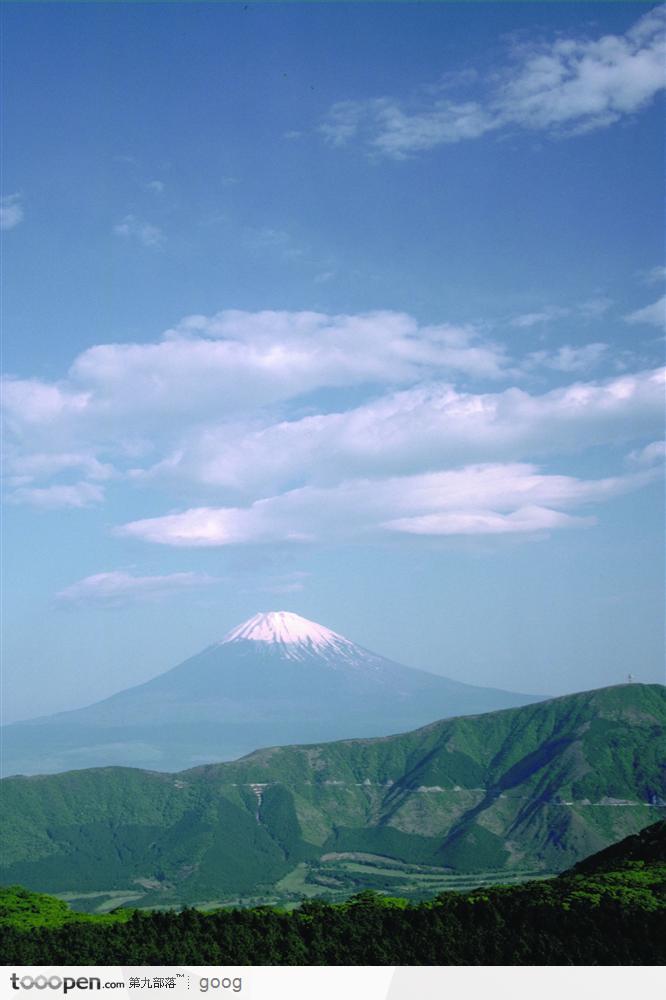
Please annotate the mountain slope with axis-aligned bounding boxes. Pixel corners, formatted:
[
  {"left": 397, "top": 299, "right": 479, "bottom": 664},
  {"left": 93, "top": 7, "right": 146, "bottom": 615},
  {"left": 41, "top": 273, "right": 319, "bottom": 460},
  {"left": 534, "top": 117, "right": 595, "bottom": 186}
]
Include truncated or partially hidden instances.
[
  {"left": 1, "top": 683, "right": 664, "bottom": 907},
  {"left": 1, "top": 611, "right": 539, "bottom": 775},
  {"left": 571, "top": 817, "right": 666, "bottom": 872}
]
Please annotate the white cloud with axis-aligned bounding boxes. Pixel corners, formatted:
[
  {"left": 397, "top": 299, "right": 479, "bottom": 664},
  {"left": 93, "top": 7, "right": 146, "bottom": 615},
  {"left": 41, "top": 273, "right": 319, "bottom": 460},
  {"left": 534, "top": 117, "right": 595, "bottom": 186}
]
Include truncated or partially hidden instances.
[
  {"left": 1, "top": 377, "right": 90, "bottom": 428},
  {"left": 384, "top": 506, "right": 593, "bottom": 536},
  {"left": 321, "top": 96, "right": 496, "bottom": 156},
  {"left": 145, "top": 180, "right": 165, "bottom": 195},
  {"left": 641, "top": 264, "right": 666, "bottom": 285},
  {"left": 577, "top": 297, "right": 613, "bottom": 320},
  {"left": 5, "top": 451, "right": 114, "bottom": 486},
  {"left": 55, "top": 570, "right": 218, "bottom": 608},
  {"left": 113, "top": 214, "right": 164, "bottom": 248},
  {"left": 525, "top": 343, "right": 608, "bottom": 373},
  {"left": 511, "top": 307, "right": 570, "bottom": 329},
  {"left": 624, "top": 295, "right": 666, "bottom": 328},
  {"left": 3, "top": 324, "right": 664, "bottom": 508},
  {"left": 497, "top": 6, "right": 666, "bottom": 133},
  {"left": 7, "top": 310, "right": 507, "bottom": 436},
  {"left": 627, "top": 440, "right": 666, "bottom": 466},
  {"left": 0, "top": 193, "right": 24, "bottom": 230},
  {"left": 8, "top": 481, "right": 105, "bottom": 509},
  {"left": 2, "top": 304, "right": 663, "bottom": 532},
  {"left": 320, "top": 6, "right": 666, "bottom": 157},
  {"left": 0, "top": 308, "right": 507, "bottom": 511},
  {"left": 320, "top": 102, "right": 369, "bottom": 147},
  {"left": 133, "top": 367, "right": 665, "bottom": 499},
  {"left": 116, "top": 461, "right": 658, "bottom": 547},
  {"left": 510, "top": 299, "right": 612, "bottom": 330}
]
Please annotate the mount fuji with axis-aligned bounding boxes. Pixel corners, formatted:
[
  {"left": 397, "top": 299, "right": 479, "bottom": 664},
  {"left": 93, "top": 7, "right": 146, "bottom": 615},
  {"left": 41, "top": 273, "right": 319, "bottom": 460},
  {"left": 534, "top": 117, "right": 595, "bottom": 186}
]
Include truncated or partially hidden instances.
[{"left": 2, "top": 611, "right": 541, "bottom": 775}]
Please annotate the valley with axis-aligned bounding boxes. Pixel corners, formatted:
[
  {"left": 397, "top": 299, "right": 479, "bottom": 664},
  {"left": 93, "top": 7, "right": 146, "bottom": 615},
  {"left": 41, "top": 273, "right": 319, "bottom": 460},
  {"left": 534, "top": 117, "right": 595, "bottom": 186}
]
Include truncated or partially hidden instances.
[
  {"left": 2, "top": 820, "right": 665, "bottom": 965},
  {"left": 53, "top": 858, "right": 551, "bottom": 915}
]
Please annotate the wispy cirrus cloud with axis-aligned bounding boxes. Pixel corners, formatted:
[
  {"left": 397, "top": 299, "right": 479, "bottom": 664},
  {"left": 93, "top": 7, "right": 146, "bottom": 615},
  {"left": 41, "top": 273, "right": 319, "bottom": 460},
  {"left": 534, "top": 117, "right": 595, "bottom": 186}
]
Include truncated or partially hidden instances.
[
  {"left": 624, "top": 295, "right": 666, "bottom": 328},
  {"left": 5, "top": 451, "right": 114, "bottom": 487},
  {"left": 56, "top": 570, "right": 219, "bottom": 608},
  {"left": 113, "top": 214, "right": 165, "bottom": 248},
  {"left": 0, "top": 193, "right": 24, "bottom": 230},
  {"left": 510, "top": 306, "right": 571, "bottom": 329},
  {"left": 641, "top": 264, "right": 666, "bottom": 285},
  {"left": 320, "top": 6, "right": 666, "bottom": 157},
  {"left": 8, "top": 481, "right": 105, "bottom": 510},
  {"left": 524, "top": 343, "right": 608, "bottom": 374},
  {"left": 510, "top": 298, "right": 613, "bottom": 329},
  {"left": 577, "top": 297, "right": 614, "bottom": 321}
]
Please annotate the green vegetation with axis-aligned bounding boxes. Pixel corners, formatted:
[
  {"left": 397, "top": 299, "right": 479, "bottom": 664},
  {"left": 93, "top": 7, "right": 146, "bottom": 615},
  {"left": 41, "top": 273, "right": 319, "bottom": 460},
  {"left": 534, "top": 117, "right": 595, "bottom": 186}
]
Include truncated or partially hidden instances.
[
  {"left": 2, "top": 684, "right": 664, "bottom": 907},
  {"left": 0, "top": 885, "right": 132, "bottom": 931},
  {"left": 1, "top": 822, "right": 664, "bottom": 965}
]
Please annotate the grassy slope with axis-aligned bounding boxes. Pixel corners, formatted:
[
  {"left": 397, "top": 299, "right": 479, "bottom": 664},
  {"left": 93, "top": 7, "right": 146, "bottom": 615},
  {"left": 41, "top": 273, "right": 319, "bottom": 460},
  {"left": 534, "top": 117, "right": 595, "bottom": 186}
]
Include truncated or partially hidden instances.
[{"left": 1, "top": 684, "right": 664, "bottom": 904}]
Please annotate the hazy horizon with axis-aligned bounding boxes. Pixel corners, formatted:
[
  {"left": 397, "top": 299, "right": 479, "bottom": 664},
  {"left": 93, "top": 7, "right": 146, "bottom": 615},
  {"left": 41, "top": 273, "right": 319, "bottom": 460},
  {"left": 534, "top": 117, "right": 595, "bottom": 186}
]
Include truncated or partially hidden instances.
[{"left": 2, "top": 2, "right": 665, "bottom": 724}]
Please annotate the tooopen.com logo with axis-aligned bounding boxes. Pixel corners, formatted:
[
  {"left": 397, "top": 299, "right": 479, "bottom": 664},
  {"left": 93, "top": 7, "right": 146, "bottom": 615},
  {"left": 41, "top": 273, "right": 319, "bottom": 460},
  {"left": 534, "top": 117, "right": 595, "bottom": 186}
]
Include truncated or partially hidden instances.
[{"left": 9, "top": 974, "right": 123, "bottom": 994}]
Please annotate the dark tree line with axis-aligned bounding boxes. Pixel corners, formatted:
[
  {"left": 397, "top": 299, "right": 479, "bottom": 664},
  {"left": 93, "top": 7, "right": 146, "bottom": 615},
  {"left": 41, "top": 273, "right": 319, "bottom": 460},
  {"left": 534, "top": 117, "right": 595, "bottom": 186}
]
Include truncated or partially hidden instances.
[{"left": 3, "top": 882, "right": 665, "bottom": 966}]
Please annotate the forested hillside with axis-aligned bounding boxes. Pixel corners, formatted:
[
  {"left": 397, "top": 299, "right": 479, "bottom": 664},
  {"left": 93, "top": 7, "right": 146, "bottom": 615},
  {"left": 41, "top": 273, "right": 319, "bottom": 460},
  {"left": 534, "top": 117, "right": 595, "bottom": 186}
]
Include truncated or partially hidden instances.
[{"left": 2, "top": 821, "right": 664, "bottom": 965}]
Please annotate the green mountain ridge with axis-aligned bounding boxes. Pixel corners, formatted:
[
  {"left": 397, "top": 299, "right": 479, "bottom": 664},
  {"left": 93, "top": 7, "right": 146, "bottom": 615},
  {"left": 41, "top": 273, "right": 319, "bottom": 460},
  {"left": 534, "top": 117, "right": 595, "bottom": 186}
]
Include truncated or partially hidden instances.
[{"left": 2, "top": 683, "right": 664, "bottom": 908}]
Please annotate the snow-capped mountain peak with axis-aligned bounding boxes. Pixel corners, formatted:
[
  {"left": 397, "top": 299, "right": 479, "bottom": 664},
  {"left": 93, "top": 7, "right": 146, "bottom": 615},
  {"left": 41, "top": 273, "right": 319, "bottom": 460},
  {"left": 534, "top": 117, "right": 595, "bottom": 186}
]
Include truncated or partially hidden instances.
[
  {"left": 221, "top": 611, "right": 356, "bottom": 658},
  {"left": 223, "top": 611, "right": 345, "bottom": 647}
]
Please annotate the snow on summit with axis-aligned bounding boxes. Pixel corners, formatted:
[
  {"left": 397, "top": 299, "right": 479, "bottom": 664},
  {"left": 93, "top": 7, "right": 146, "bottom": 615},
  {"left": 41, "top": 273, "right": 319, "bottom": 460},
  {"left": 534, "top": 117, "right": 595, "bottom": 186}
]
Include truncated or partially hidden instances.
[{"left": 222, "top": 611, "right": 354, "bottom": 652}]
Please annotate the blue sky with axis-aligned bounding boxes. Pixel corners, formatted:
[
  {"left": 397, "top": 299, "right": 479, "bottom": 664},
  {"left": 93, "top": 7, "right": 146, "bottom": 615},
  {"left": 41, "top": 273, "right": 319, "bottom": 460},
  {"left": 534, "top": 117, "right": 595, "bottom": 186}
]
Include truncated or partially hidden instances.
[{"left": 2, "top": 2, "right": 665, "bottom": 723}]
